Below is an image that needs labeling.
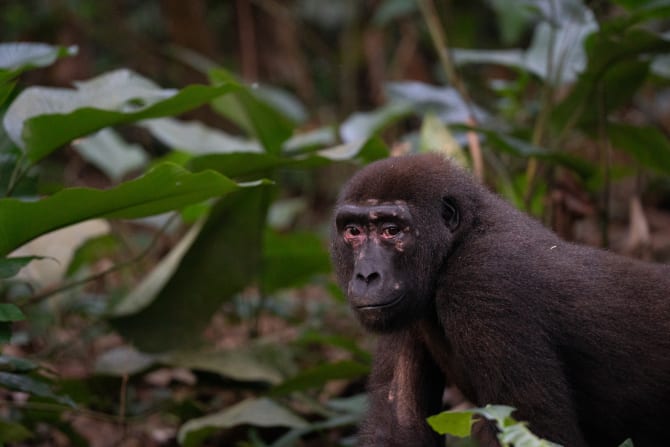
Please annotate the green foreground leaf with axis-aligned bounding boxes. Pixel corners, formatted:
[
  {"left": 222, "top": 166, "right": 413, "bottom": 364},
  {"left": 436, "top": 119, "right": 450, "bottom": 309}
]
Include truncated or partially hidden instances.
[
  {"left": 179, "top": 397, "right": 308, "bottom": 447},
  {"left": 210, "top": 68, "right": 294, "bottom": 155},
  {"left": 0, "top": 42, "right": 76, "bottom": 86},
  {"left": 0, "top": 371, "right": 75, "bottom": 407},
  {"left": 0, "top": 256, "right": 46, "bottom": 278},
  {"left": 428, "top": 405, "right": 561, "bottom": 447},
  {"left": 0, "top": 419, "right": 33, "bottom": 443},
  {"left": 0, "top": 163, "right": 239, "bottom": 256},
  {"left": 111, "top": 186, "right": 269, "bottom": 352},
  {"left": 4, "top": 69, "right": 239, "bottom": 163},
  {"left": 0, "top": 304, "right": 25, "bottom": 322}
]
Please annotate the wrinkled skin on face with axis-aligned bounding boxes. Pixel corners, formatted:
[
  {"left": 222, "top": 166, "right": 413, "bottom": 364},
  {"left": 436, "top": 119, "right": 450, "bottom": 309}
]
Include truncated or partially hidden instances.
[{"left": 332, "top": 194, "right": 459, "bottom": 332}]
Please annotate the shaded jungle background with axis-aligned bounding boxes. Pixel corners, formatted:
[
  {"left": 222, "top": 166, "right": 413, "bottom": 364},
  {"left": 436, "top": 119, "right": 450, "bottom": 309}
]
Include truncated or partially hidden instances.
[{"left": 2, "top": 0, "right": 670, "bottom": 446}]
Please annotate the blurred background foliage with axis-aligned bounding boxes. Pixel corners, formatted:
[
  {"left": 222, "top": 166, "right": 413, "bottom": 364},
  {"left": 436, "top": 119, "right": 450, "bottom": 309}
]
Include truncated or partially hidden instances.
[{"left": 1, "top": 0, "right": 670, "bottom": 446}]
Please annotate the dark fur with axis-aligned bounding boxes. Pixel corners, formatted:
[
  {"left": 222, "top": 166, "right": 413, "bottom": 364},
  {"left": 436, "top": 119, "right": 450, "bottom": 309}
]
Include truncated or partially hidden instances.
[{"left": 330, "top": 153, "right": 670, "bottom": 447}]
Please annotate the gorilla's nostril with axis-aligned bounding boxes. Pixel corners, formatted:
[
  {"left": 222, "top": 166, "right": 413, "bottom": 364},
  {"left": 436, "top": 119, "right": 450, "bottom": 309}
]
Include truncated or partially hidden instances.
[{"left": 356, "top": 272, "right": 380, "bottom": 284}]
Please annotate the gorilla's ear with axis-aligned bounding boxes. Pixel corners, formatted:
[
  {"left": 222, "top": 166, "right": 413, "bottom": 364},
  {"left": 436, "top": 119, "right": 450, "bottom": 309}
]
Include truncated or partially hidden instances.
[{"left": 442, "top": 197, "right": 459, "bottom": 231}]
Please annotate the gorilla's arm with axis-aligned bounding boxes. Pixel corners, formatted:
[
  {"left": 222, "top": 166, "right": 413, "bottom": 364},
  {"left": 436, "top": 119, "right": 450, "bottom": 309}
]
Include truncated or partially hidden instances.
[{"left": 358, "top": 329, "right": 445, "bottom": 447}]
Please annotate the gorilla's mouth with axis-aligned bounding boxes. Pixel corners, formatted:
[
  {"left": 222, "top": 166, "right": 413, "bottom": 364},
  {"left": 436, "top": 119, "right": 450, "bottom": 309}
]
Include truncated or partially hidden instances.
[{"left": 354, "top": 294, "right": 404, "bottom": 310}]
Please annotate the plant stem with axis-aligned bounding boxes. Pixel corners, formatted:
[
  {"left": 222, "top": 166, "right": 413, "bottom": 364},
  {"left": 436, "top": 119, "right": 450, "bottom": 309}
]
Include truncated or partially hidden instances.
[
  {"left": 21, "top": 214, "right": 178, "bottom": 307},
  {"left": 416, "top": 0, "right": 484, "bottom": 181}
]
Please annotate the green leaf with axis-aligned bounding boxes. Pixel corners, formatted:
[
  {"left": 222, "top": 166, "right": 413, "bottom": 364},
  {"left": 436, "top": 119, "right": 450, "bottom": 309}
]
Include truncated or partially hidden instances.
[
  {"left": 610, "top": 0, "right": 670, "bottom": 19},
  {"left": 0, "top": 256, "right": 45, "bottom": 278},
  {"left": 72, "top": 128, "right": 148, "bottom": 181},
  {"left": 189, "top": 152, "right": 289, "bottom": 179},
  {"left": 164, "top": 343, "right": 295, "bottom": 385},
  {"left": 316, "top": 136, "right": 389, "bottom": 163},
  {"left": 178, "top": 398, "right": 308, "bottom": 447},
  {"left": 3, "top": 69, "right": 239, "bottom": 163},
  {"left": 419, "top": 114, "right": 468, "bottom": 167},
  {"left": 552, "top": 59, "right": 650, "bottom": 131},
  {"left": 0, "top": 323, "right": 10, "bottom": 343},
  {"left": 0, "top": 419, "right": 33, "bottom": 443},
  {"left": 262, "top": 230, "right": 331, "bottom": 293},
  {"left": 483, "top": 131, "right": 596, "bottom": 179},
  {"left": 65, "top": 234, "right": 120, "bottom": 277},
  {"left": 272, "top": 360, "right": 369, "bottom": 396},
  {"left": 552, "top": 27, "right": 670, "bottom": 131},
  {"left": 187, "top": 136, "right": 388, "bottom": 181},
  {"left": 0, "top": 42, "right": 77, "bottom": 84},
  {"left": 454, "top": 6, "right": 597, "bottom": 85},
  {"left": 385, "top": 81, "right": 481, "bottom": 124},
  {"left": 142, "top": 117, "right": 261, "bottom": 154},
  {"left": 426, "top": 409, "right": 476, "bottom": 438},
  {"left": 0, "top": 163, "right": 239, "bottom": 257},
  {"left": 608, "top": 123, "right": 670, "bottom": 174},
  {"left": 618, "top": 439, "right": 634, "bottom": 447},
  {"left": 0, "top": 303, "right": 25, "bottom": 322},
  {"left": 498, "top": 421, "right": 561, "bottom": 447},
  {"left": 340, "top": 101, "right": 413, "bottom": 143},
  {"left": 0, "top": 302, "right": 25, "bottom": 343},
  {"left": 210, "top": 68, "right": 294, "bottom": 155},
  {"left": 428, "top": 405, "right": 561, "bottom": 447},
  {"left": 110, "top": 186, "right": 269, "bottom": 352},
  {"left": 0, "top": 372, "right": 75, "bottom": 407}
]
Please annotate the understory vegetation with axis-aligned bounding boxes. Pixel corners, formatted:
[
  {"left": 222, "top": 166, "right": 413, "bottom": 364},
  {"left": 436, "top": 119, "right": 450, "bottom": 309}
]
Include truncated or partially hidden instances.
[{"left": 1, "top": 0, "right": 670, "bottom": 446}]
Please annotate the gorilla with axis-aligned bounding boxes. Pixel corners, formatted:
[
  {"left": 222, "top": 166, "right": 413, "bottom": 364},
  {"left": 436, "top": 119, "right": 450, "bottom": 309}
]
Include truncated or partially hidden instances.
[{"left": 330, "top": 153, "right": 670, "bottom": 447}]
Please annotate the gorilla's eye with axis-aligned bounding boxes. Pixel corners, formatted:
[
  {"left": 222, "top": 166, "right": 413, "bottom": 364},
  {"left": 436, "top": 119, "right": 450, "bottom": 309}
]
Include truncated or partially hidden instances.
[
  {"left": 343, "top": 224, "right": 363, "bottom": 242},
  {"left": 381, "top": 224, "right": 401, "bottom": 238}
]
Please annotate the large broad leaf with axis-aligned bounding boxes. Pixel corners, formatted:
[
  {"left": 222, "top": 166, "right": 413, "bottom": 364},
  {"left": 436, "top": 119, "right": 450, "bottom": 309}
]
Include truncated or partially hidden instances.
[
  {"left": 0, "top": 163, "right": 239, "bottom": 256},
  {"left": 210, "top": 68, "right": 294, "bottom": 155},
  {"left": 482, "top": 130, "right": 596, "bottom": 180},
  {"left": 262, "top": 230, "right": 331, "bottom": 293},
  {"left": 187, "top": 136, "right": 389, "bottom": 180},
  {"left": 384, "top": 81, "right": 486, "bottom": 125},
  {"left": 164, "top": 343, "right": 296, "bottom": 384},
  {"left": 3, "top": 69, "right": 239, "bottom": 163},
  {"left": 552, "top": 28, "right": 670, "bottom": 131},
  {"left": 141, "top": 118, "right": 262, "bottom": 155},
  {"left": 110, "top": 186, "right": 269, "bottom": 352},
  {"left": 178, "top": 398, "right": 308, "bottom": 447},
  {"left": 453, "top": 3, "right": 597, "bottom": 85}
]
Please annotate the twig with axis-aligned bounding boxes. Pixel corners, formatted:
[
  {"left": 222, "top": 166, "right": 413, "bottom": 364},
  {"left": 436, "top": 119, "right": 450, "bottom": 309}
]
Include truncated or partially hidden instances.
[
  {"left": 6, "top": 154, "right": 30, "bottom": 198},
  {"left": 416, "top": 0, "right": 484, "bottom": 181},
  {"left": 524, "top": 0, "right": 559, "bottom": 209},
  {"left": 119, "top": 373, "right": 128, "bottom": 426},
  {"left": 20, "top": 214, "right": 179, "bottom": 307},
  {"left": 596, "top": 81, "right": 611, "bottom": 248},
  {"left": 237, "top": 0, "right": 258, "bottom": 82}
]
